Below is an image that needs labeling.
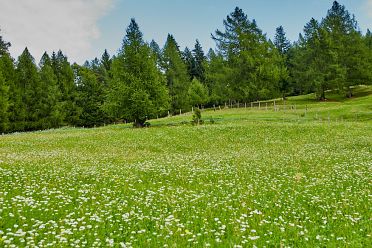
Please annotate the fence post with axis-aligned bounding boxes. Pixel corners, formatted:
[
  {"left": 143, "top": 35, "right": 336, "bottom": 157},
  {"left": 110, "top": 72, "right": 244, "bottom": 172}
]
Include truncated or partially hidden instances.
[
  {"left": 266, "top": 103, "right": 268, "bottom": 111},
  {"left": 259, "top": 101, "right": 261, "bottom": 110},
  {"left": 245, "top": 102, "right": 247, "bottom": 108},
  {"left": 274, "top": 100, "right": 276, "bottom": 111},
  {"left": 251, "top": 102, "right": 253, "bottom": 108}
]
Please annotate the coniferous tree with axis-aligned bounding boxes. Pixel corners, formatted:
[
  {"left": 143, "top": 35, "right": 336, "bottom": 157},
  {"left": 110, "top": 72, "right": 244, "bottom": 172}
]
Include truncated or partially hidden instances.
[
  {"left": 51, "top": 50, "right": 80, "bottom": 125},
  {"left": 205, "top": 49, "right": 229, "bottom": 104},
  {"left": 192, "top": 39, "right": 206, "bottom": 82},
  {"left": 322, "top": 1, "right": 371, "bottom": 97},
  {"left": 0, "top": 29, "right": 11, "bottom": 56},
  {"left": 105, "top": 19, "right": 169, "bottom": 127},
  {"left": 0, "top": 70, "right": 9, "bottom": 132},
  {"left": 274, "top": 26, "right": 291, "bottom": 99},
  {"left": 212, "top": 7, "right": 282, "bottom": 102},
  {"left": 39, "top": 52, "right": 64, "bottom": 128},
  {"left": 188, "top": 78, "right": 208, "bottom": 108},
  {"left": 182, "top": 47, "right": 195, "bottom": 80},
  {"left": 0, "top": 52, "right": 17, "bottom": 132},
  {"left": 75, "top": 64, "right": 107, "bottom": 127},
  {"left": 101, "top": 49, "right": 112, "bottom": 72},
  {"left": 0, "top": 32, "right": 12, "bottom": 132},
  {"left": 15, "top": 48, "right": 42, "bottom": 130},
  {"left": 149, "top": 40, "right": 162, "bottom": 68},
  {"left": 366, "top": 29, "right": 372, "bottom": 49},
  {"left": 162, "top": 34, "right": 190, "bottom": 112},
  {"left": 274, "top": 26, "right": 291, "bottom": 55}
]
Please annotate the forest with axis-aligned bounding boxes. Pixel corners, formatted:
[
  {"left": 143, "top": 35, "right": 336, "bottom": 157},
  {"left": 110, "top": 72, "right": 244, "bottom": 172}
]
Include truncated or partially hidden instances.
[{"left": 0, "top": 1, "right": 371, "bottom": 131}]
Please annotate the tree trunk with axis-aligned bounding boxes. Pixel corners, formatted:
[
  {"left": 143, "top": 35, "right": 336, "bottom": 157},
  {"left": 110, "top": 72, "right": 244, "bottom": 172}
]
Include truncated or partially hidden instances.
[
  {"left": 347, "top": 87, "right": 353, "bottom": 98},
  {"left": 319, "top": 87, "right": 326, "bottom": 101},
  {"left": 282, "top": 92, "right": 287, "bottom": 100}
]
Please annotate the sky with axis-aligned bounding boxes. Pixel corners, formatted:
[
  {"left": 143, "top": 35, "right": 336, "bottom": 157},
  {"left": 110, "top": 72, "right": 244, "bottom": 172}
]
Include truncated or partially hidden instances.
[{"left": 0, "top": 0, "right": 371, "bottom": 64}]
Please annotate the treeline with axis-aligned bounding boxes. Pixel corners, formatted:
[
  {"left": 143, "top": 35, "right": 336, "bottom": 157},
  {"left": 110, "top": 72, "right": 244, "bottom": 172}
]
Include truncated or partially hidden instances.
[{"left": 0, "top": 1, "right": 371, "bottom": 131}]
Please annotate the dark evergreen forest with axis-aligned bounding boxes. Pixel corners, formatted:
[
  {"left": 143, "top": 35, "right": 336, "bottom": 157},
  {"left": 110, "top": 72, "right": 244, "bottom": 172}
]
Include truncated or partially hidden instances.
[{"left": 0, "top": 1, "right": 371, "bottom": 131}]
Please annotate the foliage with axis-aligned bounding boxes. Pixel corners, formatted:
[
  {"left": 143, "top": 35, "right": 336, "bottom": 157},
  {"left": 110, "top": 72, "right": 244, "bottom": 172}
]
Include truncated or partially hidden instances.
[
  {"left": 0, "top": 1, "right": 371, "bottom": 133},
  {"left": 104, "top": 19, "right": 169, "bottom": 127},
  {"left": 162, "top": 34, "right": 190, "bottom": 112},
  {"left": 191, "top": 107, "right": 202, "bottom": 125},
  {"left": 212, "top": 7, "right": 284, "bottom": 102},
  {"left": 188, "top": 78, "right": 208, "bottom": 107}
]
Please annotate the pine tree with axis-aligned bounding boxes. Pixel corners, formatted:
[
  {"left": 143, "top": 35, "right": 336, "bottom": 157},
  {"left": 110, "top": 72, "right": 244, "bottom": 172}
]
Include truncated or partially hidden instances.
[
  {"left": 212, "top": 7, "right": 282, "bottom": 102},
  {"left": 101, "top": 50, "right": 112, "bottom": 72},
  {"left": 366, "top": 29, "right": 372, "bottom": 49},
  {"left": 15, "top": 48, "right": 42, "bottom": 130},
  {"left": 274, "top": 26, "right": 291, "bottom": 99},
  {"left": 105, "top": 19, "right": 169, "bottom": 127},
  {"left": 0, "top": 29, "right": 11, "bottom": 56},
  {"left": 149, "top": 40, "right": 162, "bottom": 68},
  {"left": 192, "top": 40, "right": 206, "bottom": 81},
  {"left": 51, "top": 50, "right": 80, "bottom": 125},
  {"left": 75, "top": 65, "right": 107, "bottom": 127},
  {"left": 0, "top": 52, "right": 17, "bottom": 132},
  {"left": 182, "top": 47, "right": 195, "bottom": 80},
  {"left": 39, "top": 52, "right": 64, "bottom": 128},
  {"left": 274, "top": 26, "right": 291, "bottom": 56},
  {"left": 188, "top": 78, "right": 208, "bottom": 107},
  {"left": 162, "top": 34, "right": 190, "bottom": 112},
  {"left": 0, "top": 33, "right": 12, "bottom": 132},
  {"left": 0, "top": 70, "right": 9, "bottom": 132},
  {"left": 322, "top": 1, "right": 371, "bottom": 97},
  {"left": 205, "top": 49, "right": 229, "bottom": 104}
]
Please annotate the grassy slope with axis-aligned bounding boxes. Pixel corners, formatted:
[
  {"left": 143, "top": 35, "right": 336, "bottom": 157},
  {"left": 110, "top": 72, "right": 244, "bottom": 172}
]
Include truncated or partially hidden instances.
[{"left": 0, "top": 86, "right": 371, "bottom": 247}]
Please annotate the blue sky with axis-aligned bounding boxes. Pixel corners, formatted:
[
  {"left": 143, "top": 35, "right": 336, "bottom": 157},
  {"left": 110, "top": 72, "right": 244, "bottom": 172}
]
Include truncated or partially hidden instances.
[
  {"left": 1, "top": 0, "right": 371, "bottom": 64},
  {"left": 96, "top": 0, "right": 371, "bottom": 57}
]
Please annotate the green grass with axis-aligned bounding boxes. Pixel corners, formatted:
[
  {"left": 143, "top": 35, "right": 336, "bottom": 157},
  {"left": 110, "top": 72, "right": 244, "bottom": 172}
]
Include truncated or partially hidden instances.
[{"left": 0, "top": 86, "right": 371, "bottom": 247}]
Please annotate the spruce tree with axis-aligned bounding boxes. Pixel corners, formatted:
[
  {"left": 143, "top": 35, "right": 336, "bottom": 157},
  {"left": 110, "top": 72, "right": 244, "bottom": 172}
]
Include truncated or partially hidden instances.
[
  {"left": 0, "top": 29, "right": 11, "bottom": 56},
  {"left": 192, "top": 40, "right": 206, "bottom": 81},
  {"left": 0, "top": 70, "right": 9, "bottom": 132},
  {"left": 212, "top": 7, "right": 282, "bottom": 102},
  {"left": 149, "top": 40, "right": 162, "bottom": 68},
  {"left": 105, "top": 19, "right": 169, "bottom": 127},
  {"left": 188, "top": 78, "right": 208, "bottom": 108},
  {"left": 205, "top": 49, "right": 229, "bottom": 104},
  {"left": 39, "top": 52, "right": 64, "bottom": 128},
  {"left": 51, "top": 50, "right": 80, "bottom": 125},
  {"left": 0, "top": 52, "right": 17, "bottom": 132},
  {"left": 100, "top": 49, "right": 112, "bottom": 83},
  {"left": 162, "top": 34, "right": 190, "bottom": 112},
  {"left": 75, "top": 65, "right": 107, "bottom": 127},
  {"left": 274, "top": 26, "right": 291, "bottom": 99},
  {"left": 322, "top": 1, "right": 371, "bottom": 97},
  {"left": 15, "top": 48, "right": 42, "bottom": 130},
  {"left": 0, "top": 33, "right": 12, "bottom": 132},
  {"left": 274, "top": 26, "right": 291, "bottom": 56},
  {"left": 182, "top": 47, "right": 195, "bottom": 80}
]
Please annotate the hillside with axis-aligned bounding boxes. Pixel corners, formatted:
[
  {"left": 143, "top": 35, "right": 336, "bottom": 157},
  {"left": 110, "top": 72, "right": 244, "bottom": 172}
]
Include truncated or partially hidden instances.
[{"left": 0, "top": 86, "right": 371, "bottom": 247}]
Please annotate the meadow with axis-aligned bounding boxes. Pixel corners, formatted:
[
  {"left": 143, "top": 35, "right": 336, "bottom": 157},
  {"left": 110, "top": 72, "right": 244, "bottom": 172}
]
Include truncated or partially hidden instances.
[{"left": 0, "top": 86, "right": 371, "bottom": 247}]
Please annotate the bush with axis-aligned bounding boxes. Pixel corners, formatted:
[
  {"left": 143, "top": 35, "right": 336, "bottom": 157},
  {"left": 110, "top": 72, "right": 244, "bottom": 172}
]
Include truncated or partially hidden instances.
[{"left": 192, "top": 108, "right": 202, "bottom": 125}]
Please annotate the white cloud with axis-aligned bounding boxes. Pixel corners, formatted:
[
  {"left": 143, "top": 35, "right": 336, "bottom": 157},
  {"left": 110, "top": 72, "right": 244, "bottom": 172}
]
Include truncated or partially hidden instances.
[{"left": 0, "top": 0, "right": 114, "bottom": 64}]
